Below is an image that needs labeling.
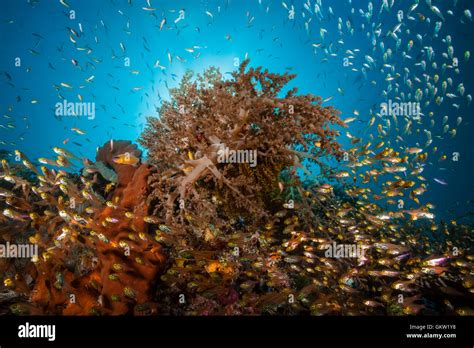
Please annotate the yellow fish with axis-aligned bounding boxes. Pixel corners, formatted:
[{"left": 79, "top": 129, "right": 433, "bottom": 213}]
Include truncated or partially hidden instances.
[
  {"left": 112, "top": 152, "right": 140, "bottom": 166},
  {"left": 71, "top": 127, "right": 85, "bottom": 135}
]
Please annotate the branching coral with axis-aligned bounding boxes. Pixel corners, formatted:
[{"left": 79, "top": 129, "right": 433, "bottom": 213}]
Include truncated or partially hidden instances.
[
  {"left": 137, "top": 60, "right": 351, "bottom": 313},
  {"left": 140, "top": 60, "right": 344, "bottom": 226},
  {"left": 138, "top": 61, "right": 472, "bottom": 315}
]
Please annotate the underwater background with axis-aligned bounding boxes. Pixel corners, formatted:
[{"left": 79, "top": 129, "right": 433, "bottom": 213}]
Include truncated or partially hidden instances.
[{"left": 1, "top": 0, "right": 473, "bottom": 222}]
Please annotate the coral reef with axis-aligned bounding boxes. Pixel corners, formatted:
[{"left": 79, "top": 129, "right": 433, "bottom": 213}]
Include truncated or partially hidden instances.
[
  {"left": 0, "top": 61, "right": 472, "bottom": 316},
  {"left": 138, "top": 61, "right": 473, "bottom": 315}
]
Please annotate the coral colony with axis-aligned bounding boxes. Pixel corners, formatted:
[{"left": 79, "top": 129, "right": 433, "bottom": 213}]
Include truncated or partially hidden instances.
[{"left": 1, "top": 62, "right": 472, "bottom": 316}]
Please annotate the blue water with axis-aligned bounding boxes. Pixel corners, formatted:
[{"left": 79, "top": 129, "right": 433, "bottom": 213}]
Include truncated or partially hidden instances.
[{"left": 1, "top": 0, "right": 473, "bottom": 222}]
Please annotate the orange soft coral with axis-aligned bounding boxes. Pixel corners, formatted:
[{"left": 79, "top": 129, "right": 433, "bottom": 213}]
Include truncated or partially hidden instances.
[{"left": 29, "top": 146, "right": 166, "bottom": 315}]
